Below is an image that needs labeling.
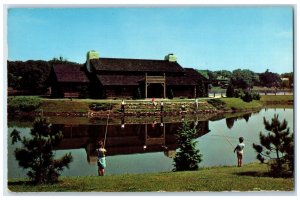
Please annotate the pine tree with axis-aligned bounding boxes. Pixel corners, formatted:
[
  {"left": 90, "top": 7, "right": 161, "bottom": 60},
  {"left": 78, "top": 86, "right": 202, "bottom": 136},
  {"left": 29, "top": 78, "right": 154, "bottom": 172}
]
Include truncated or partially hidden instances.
[
  {"left": 197, "top": 79, "right": 206, "bottom": 97},
  {"left": 173, "top": 121, "right": 202, "bottom": 171},
  {"left": 10, "top": 117, "right": 73, "bottom": 184},
  {"left": 253, "top": 114, "right": 294, "bottom": 176},
  {"left": 226, "top": 84, "right": 235, "bottom": 97}
]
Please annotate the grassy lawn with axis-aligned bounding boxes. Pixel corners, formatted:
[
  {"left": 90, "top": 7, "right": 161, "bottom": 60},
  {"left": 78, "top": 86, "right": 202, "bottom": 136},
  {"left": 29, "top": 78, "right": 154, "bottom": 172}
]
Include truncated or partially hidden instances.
[
  {"left": 7, "top": 163, "right": 294, "bottom": 192},
  {"left": 260, "top": 95, "right": 293, "bottom": 105},
  {"left": 220, "top": 98, "right": 263, "bottom": 111}
]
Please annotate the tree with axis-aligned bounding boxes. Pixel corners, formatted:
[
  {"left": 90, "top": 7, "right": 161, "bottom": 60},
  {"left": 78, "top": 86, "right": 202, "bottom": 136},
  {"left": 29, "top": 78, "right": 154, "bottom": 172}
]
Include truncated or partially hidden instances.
[
  {"left": 8, "top": 73, "right": 22, "bottom": 89},
  {"left": 50, "top": 56, "right": 69, "bottom": 64},
  {"left": 7, "top": 60, "right": 52, "bottom": 92},
  {"left": 173, "top": 121, "right": 202, "bottom": 171},
  {"left": 197, "top": 79, "right": 206, "bottom": 97},
  {"left": 10, "top": 117, "right": 73, "bottom": 184},
  {"left": 215, "top": 70, "right": 232, "bottom": 79},
  {"left": 259, "top": 69, "right": 281, "bottom": 88},
  {"left": 253, "top": 114, "right": 294, "bottom": 177},
  {"left": 230, "top": 69, "right": 259, "bottom": 89},
  {"left": 205, "top": 70, "right": 218, "bottom": 86},
  {"left": 226, "top": 84, "right": 235, "bottom": 97},
  {"left": 281, "top": 72, "right": 293, "bottom": 88}
]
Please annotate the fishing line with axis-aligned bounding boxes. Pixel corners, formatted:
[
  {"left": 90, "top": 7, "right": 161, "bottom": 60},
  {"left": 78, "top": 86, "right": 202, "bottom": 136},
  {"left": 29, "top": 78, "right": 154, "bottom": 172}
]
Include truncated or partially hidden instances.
[
  {"left": 103, "top": 98, "right": 113, "bottom": 147},
  {"left": 208, "top": 134, "right": 255, "bottom": 145}
]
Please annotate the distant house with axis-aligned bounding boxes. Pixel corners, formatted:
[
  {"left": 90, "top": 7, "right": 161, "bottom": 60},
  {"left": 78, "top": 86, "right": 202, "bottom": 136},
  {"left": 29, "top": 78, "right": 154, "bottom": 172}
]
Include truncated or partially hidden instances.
[{"left": 50, "top": 51, "right": 208, "bottom": 99}]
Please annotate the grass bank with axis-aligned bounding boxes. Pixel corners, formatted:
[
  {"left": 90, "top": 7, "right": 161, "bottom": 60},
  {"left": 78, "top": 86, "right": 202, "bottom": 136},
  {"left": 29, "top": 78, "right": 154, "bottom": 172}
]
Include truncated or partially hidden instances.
[
  {"left": 30, "top": 97, "right": 263, "bottom": 115},
  {"left": 7, "top": 163, "right": 294, "bottom": 192},
  {"left": 8, "top": 95, "right": 294, "bottom": 117}
]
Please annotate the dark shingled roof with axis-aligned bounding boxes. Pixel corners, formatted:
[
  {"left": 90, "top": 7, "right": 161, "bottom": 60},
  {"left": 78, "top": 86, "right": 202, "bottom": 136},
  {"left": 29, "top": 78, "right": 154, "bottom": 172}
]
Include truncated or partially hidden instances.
[
  {"left": 90, "top": 58, "right": 184, "bottom": 73},
  {"left": 97, "top": 75, "right": 143, "bottom": 86},
  {"left": 53, "top": 64, "right": 89, "bottom": 83},
  {"left": 96, "top": 68, "right": 206, "bottom": 86}
]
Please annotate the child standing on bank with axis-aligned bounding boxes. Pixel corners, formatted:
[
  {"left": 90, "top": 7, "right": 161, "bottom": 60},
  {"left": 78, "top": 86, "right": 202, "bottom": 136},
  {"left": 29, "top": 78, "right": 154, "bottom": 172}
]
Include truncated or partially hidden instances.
[{"left": 233, "top": 137, "right": 245, "bottom": 167}]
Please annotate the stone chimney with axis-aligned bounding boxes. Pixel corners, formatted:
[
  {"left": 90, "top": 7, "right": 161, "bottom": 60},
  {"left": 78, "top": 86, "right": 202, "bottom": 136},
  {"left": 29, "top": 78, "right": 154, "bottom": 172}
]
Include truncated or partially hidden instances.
[
  {"left": 164, "top": 53, "right": 177, "bottom": 62},
  {"left": 86, "top": 50, "right": 100, "bottom": 72}
]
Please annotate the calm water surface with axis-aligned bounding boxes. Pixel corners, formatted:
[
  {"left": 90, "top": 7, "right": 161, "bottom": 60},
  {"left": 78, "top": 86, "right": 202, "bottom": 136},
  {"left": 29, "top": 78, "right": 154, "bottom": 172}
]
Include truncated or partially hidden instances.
[{"left": 7, "top": 108, "right": 293, "bottom": 178}]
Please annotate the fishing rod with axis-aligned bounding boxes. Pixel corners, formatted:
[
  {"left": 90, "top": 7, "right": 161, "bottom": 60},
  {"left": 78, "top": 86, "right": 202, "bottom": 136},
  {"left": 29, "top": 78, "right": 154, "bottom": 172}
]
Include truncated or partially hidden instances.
[
  {"left": 103, "top": 98, "right": 113, "bottom": 148},
  {"left": 208, "top": 134, "right": 256, "bottom": 145},
  {"left": 220, "top": 131, "right": 235, "bottom": 148}
]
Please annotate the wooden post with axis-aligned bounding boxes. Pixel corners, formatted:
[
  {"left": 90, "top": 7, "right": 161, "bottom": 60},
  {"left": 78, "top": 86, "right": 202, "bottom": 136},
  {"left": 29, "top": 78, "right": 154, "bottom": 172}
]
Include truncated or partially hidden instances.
[
  {"left": 163, "top": 73, "right": 166, "bottom": 98},
  {"left": 194, "top": 85, "right": 197, "bottom": 98},
  {"left": 145, "top": 73, "right": 148, "bottom": 99}
]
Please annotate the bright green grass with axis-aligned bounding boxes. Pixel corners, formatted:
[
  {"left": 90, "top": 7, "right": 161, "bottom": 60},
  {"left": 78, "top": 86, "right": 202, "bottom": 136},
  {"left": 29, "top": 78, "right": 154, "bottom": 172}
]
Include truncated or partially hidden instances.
[
  {"left": 7, "top": 163, "right": 294, "bottom": 192},
  {"left": 220, "top": 98, "right": 263, "bottom": 111}
]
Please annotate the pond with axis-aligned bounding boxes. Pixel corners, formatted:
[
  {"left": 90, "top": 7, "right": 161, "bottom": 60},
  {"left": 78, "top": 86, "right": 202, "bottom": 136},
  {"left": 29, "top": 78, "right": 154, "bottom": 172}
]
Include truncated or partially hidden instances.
[{"left": 7, "top": 108, "right": 293, "bottom": 178}]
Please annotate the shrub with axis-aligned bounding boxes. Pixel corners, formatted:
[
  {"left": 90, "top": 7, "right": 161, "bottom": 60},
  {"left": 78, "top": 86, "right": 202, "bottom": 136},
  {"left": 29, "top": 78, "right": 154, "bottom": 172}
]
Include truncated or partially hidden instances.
[
  {"left": 234, "top": 89, "right": 244, "bottom": 98},
  {"left": 252, "top": 92, "right": 261, "bottom": 100},
  {"left": 240, "top": 91, "right": 261, "bottom": 102},
  {"left": 207, "top": 98, "right": 226, "bottom": 109},
  {"left": 241, "top": 91, "right": 253, "bottom": 102},
  {"left": 7, "top": 96, "right": 41, "bottom": 113},
  {"left": 89, "top": 102, "right": 112, "bottom": 111},
  {"left": 173, "top": 121, "right": 202, "bottom": 171}
]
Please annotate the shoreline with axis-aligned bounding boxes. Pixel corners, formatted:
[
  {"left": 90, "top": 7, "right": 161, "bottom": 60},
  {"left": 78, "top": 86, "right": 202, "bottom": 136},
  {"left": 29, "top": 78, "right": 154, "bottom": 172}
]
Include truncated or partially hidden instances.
[{"left": 7, "top": 95, "right": 293, "bottom": 118}]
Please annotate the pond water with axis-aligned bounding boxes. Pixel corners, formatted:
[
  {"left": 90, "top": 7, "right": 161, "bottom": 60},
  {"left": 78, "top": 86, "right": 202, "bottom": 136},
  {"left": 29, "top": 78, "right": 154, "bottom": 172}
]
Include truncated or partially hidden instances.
[{"left": 7, "top": 108, "right": 293, "bottom": 178}]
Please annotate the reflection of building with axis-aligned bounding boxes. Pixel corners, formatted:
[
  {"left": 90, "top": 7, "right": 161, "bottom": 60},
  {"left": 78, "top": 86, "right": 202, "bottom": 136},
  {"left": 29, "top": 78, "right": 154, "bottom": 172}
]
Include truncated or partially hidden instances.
[{"left": 52, "top": 119, "right": 210, "bottom": 164}]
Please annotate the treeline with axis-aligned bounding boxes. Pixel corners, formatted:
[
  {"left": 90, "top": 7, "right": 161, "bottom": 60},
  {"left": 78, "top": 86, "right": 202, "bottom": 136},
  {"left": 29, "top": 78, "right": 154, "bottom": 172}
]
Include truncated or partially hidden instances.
[
  {"left": 198, "top": 69, "right": 293, "bottom": 89},
  {"left": 8, "top": 58, "right": 80, "bottom": 94}
]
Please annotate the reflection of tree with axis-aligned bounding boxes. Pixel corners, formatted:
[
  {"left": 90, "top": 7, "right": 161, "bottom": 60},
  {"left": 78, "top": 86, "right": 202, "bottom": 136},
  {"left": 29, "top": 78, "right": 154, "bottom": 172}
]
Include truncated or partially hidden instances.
[
  {"left": 226, "top": 117, "right": 237, "bottom": 129},
  {"left": 243, "top": 113, "right": 251, "bottom": 122}
]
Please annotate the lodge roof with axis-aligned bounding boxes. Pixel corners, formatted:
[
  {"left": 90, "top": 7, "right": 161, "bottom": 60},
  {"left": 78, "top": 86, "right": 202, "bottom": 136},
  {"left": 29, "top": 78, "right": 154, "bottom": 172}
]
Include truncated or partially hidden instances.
[
  {"left": 90, "top": 58, "right": 184, "bottom": 73},
  {"left": 97, "top": 75, "right": 144, "bottom": 86},
  {"left": 53, "top": 64, "right": 89, "bottom": 83},
  {"left": 96, "top": 68, "right": 204, "bottom": 86}
]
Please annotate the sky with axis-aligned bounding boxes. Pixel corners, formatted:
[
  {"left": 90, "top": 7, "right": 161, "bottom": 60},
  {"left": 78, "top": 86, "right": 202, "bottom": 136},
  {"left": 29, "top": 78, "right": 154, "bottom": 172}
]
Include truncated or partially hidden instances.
[{"left": 7, "top": 6, "right": 294, "bottom": 74}]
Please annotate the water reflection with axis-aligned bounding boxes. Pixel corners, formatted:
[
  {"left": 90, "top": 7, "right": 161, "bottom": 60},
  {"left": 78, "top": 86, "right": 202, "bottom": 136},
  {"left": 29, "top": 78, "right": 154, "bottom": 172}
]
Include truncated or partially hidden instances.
[
  {"left": 8, "top": 108, "right": 293, "bottom": 178},
  {"left": 51, "top": 116, "right": 210, "bottom": 164},
  {"left": 225, "top": 112, "right": 253, "bottom": 129}
]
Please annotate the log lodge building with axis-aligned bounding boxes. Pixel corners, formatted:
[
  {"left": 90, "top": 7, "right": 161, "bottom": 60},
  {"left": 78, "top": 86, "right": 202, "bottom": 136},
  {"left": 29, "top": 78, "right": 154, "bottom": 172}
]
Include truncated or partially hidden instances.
[{"left": 51, "top": 51, "right": 208, "bottom": 99}]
